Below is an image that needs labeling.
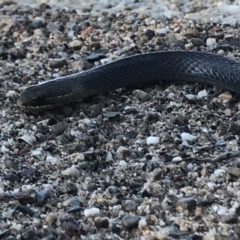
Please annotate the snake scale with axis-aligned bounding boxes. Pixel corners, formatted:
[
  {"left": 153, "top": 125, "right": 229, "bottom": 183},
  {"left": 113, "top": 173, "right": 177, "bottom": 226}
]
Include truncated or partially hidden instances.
[{"left": 17, "top": 51, "right": 240, "bottom": 110}]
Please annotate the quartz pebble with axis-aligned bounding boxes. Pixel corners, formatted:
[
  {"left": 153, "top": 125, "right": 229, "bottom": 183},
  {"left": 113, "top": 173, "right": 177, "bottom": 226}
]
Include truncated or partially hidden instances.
[
  {"left": 61, "top": 165, "right": 80, "bottom": 177},
  {"left": 84, "top": 207, "right": 100, "bottom": 217},
  {"left": 197, "top": 89, "right": 208, "bottom": 98},
  {"left": 146, "top": 136, "right": 159, "bottom": 145},
  {"left": 180, "top": 133, "right": 197, "bottom": 142}
]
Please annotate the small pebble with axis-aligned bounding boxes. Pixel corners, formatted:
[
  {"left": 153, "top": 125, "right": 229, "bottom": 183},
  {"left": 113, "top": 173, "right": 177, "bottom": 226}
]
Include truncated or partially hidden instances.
[
  {"left": 214, "top": 169, "right": 225, "bottom": 177},
  {"left": 61, "top": 165, "right": 80, "bottom": 177},
  {"left": 122, "top": 215, "right": 140, "bottom": 231},
  {"left": 49, "top": 58, "right": 67, "bottom": 69},
  {"left": 176, "top": 197, "right": 196, "bottom": 211},
  {"left": 31, "top": 16, "right": 45, "bottom": 29},
  {"left": 118, "top": 160, "right": 127, "bottom": 167},
  {"left": 180, "top": 133, "right": 197, "bottom": 142},
  {"left": 206, "top": 38, "right": 217, "bottom": 49},
  {"left": 224, "top": 108, "right": 233, "bottom": 116},
  {"left": 227, "top": 167, "right": 240, "bottom": 178},
  {"left": 218, "top": 91, "right": 232, "bottom": 100},
  {"left": 146, "top": 136, "right": 159, "bottom": 145},
  {"left": 197, "top": 89, "right": 208, "bottom": 98},
  {"left": 46, "top": 212, "right": 58, "bottom": 225},
  {"left": 185, "top": 94, "right": 196, "bottom": 100},
  {"left": 35, "top": 190, "right": 50, "bottom": 205},
  {"left": 124, "top": 199, "right": 137, "bottom": 212},
  {"left": 94, "top": 217, "right": 109, "bottom": 228},
  {"left": 84, "top": 207, "right": 100, "bottom": 217},
  {"left": 51, "top": 123, "right": 68, "bottom": 136},
  {"left": 172, "top": 156, "right": 183, "bottom": 162},
  {"left": 69, "top": 40, "right": 84, "bottom": 50},
  {"left": 132, "top": 90, "right": 150, "bottom": 102},
  {"left": 221, "top": 214, "right": 238, "bottom": 223},
  {"left": 138, "top": 218, "right": 148, "bottom": 230}
]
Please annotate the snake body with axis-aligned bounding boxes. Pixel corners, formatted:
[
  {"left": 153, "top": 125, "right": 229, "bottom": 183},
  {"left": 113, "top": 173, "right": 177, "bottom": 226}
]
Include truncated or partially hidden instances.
[{"left": 17, "top": 51, "right": 240, "bottom": 110}]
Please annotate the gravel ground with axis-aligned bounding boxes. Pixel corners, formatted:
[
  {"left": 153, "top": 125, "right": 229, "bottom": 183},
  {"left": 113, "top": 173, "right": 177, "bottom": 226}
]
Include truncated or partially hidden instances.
[{"left": 1, "top": 0, "right": 240, "bottom": 240}]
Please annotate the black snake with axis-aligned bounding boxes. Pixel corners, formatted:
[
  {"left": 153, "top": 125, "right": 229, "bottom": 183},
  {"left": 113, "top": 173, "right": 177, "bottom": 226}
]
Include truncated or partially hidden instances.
[{"left": 17, "top": 51, "right": 240, "bottom": 110}]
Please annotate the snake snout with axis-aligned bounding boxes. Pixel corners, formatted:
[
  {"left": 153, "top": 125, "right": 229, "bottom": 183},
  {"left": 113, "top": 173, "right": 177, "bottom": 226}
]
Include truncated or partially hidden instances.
[{"left": 18, "top": 85, "right": 50, "bottom": 109}]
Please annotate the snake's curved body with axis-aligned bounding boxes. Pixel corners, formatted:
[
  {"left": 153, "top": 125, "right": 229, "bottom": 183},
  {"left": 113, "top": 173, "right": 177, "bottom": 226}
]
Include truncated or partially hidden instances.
[{"left": 17, "top": 51, "right": 240, "bottom": 110}]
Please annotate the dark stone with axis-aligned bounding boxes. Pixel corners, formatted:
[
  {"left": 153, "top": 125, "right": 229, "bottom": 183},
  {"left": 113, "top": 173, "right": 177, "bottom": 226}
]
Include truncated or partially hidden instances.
[
  {"left": 122, "top": 215, "right": 140, "bottom": 231},
  {"left": 4, "top": 173, "right": 21, "bottom": 182},
  {"left": 226, "top": 167, "right": 240, "bottom": 178},
  {"left": 145, "top": 29, "right": 155, "bottom": 40},
  {"left": 61, "top": 221, "right": 80, "bottom": 237},
  {"left": 221, "top": 214, "right": 238, "bottom": 224},
  {"left": 49, "top": 58, "right": 67, "bottom": 69},
  {"left": 31, "top": 17, "right": 45, "bottom": 29},
  {"left": 124, "top": 200, "right": 137, "bottom": 212},
  {"left": 21, "top": 229, "right": 36, "bottom": 240},
  {"left": 13, "top": 192, "right": 35, "bottom": 205},
  {"left": 21, "top": 167, "right": 41, "bottom": 181},
  {"left": 13, "top": 205, "right": 35, "bottom": 217},
  {"left": 94, "top": 217, "right": 109, "bottom": 228},
  {"left": 51, "top": 123, "right": 68, "bottom": 136},
  {"left": 108, "top": 186, "right": 121, "bottom": 194},
  {"left": 45, "top": 233, "right": 57, "bottom": 240},
  {"left": 176, "top": 197, "right": 196, "bottom": 211}
]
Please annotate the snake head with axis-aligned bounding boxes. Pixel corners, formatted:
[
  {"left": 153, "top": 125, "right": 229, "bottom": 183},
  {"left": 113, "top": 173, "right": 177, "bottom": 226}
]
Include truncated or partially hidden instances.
[
  {"left": 17, "top": 84, "right": 55, "bottom": 110},
  {"left": 17, "top": 77, "right": 86, "bottom": 110}
]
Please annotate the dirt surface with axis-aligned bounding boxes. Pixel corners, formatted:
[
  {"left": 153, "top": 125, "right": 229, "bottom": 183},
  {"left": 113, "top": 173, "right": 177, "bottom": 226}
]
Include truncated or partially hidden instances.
[{"left": 1, "top": 1, "right": 240, "bottom": 240}]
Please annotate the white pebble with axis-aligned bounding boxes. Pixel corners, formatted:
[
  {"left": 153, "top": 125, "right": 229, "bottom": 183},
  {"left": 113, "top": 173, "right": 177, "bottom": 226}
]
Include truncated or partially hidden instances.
[
  {"left": 75, "top": 153, "right": 85, "bottom": 161},
  {"left": 159, "top": 220, "right": 166, "bottom": 227},
  {"left": 100, "top": 58, "right": 112, "bottom": 64},
  {"left": 22, "top": 184, "right": 33, "bottom": 192},
  {"left": 106, "top": 152, "right": 113, "bottom": 161},
  {"left": 185, "top": 94, "right": 196, "bottom": 100},
  {"left": 138, "top": 218, "right": 147, "bottom": 229},
  {"left": 197, "top": 89, "right": 208, "bottom": 98},
  {"left": 172, "top": 156, "right": 183, "bottom": 162},
  {"left": 182, "top": 140, "right": 190, "bottom": 147},
  {"left": 84, "top": 207, "right": 100, "bottom": 217},
  {"left": 155, "top": 28, "right": 169, "bottom": 35},
  {"left": 61, "top": 165, "right": 80, "bottom": 177},
  {"left": 202, "top": 128, "right": 209, "bottom": 133},
  {"left": 217, "top": 207, "right": 227, "bottom": 216},
  {"left": 180, "top": 133, "right": 197, "bottom": 142},
  {"left": 6, "top": 90, "right": 17, "bottom": 98},
  {"left": 167, "top": 92, "right": 175, "bottom": 99},
  {"left": 11, "top": 222, "right": 22, "bottom": 231},
  {"left": 186, "top": 163, "right": 194, "bottom": 169},
  {"left": 119, "top": 160, "right": 127, "bottom": 167},
  {"left": 206, "top": 38, "right": 216, "bottom": 47},
  {"left": 46, "top": 155, "right": 53, "bottom": 161},
  {"left": 214, "top": 169, "right": 225, "bottom": 177},
  {"left": 1, "top": 145, "right": 9, "bottom": 153},
  {"left": 207, "top": 182, "right": 216, "bottom": 190},
  {"left": 146, "top": 136, "right": 159, "bottom": 145},
  {"left": 31, "top": 150, "right": 41, "bottom": 156}
]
